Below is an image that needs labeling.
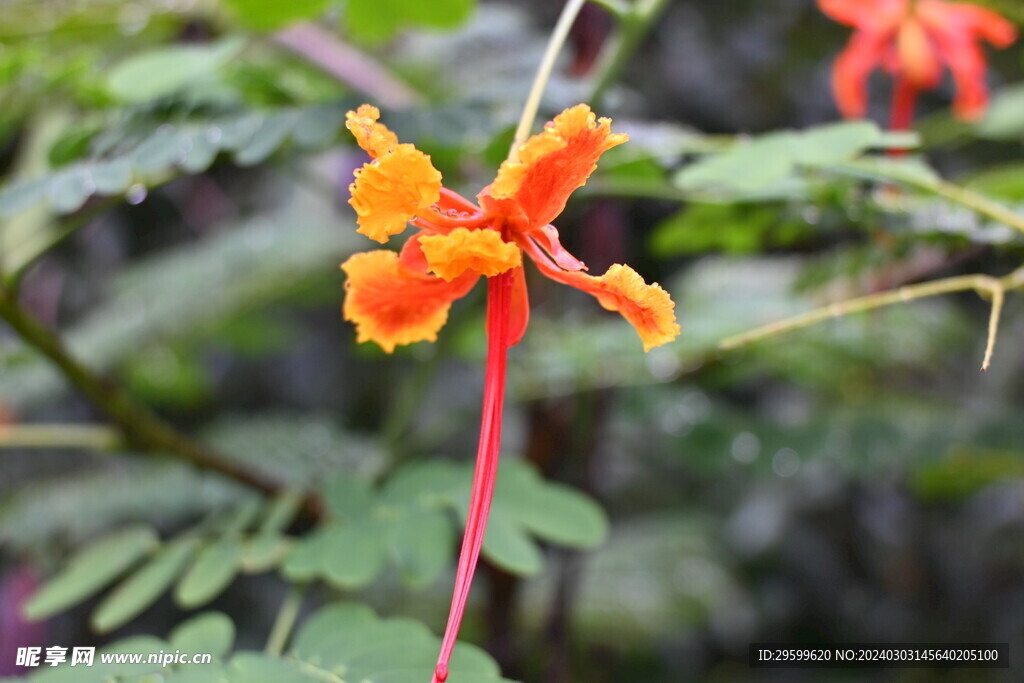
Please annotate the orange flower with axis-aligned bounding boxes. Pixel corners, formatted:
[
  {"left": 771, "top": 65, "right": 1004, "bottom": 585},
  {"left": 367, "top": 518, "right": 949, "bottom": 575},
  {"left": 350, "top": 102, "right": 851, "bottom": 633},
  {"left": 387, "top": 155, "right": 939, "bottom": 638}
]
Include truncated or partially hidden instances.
[
  {"left": 341, "top": 104, "right": 679, "bottom": 683},
  {"left": 819, "top": 0, "right": 1016, "bottom": 124},
  {"left": 342, "top": 103, "right": 679, "bottom": 353}
]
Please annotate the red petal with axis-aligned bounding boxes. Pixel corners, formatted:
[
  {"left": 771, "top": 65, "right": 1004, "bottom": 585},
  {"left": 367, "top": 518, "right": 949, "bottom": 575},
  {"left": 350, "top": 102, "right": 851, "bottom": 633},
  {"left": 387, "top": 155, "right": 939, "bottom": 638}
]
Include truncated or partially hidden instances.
[
  {"left": 529, "top": 225, "right": 588, "bottom": 272},
  {"left": 832, "top": 29, "right": 891, "bottom": 118},
  {"left": 341, "top": 251, "right": 478, "bottom": 353},
  {"left": 919, "top": 1, "right": 1017, "bottom": 48},
  {"left": 508, "top": 265, "right": 530, "bottom": 346},
  {"left": 398, "top": 233, "right": 430, "bottom": 273},
  {"left": 818, "top": 0, "right": 907, "bottom": 29}
]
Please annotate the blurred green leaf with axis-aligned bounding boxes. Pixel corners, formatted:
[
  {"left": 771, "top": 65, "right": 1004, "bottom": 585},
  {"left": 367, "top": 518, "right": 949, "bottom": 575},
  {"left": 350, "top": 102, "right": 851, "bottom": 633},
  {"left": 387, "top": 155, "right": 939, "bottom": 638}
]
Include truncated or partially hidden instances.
[
  {"left": 974, "top": 82, "right": 1024, "bottom": 140},
  {"left": 831, "top": 156, "right": 941, "bottom": 189},
  {"left": 23, "top": 526, "right": 159, "bottom": 620},
  {"left": 29, "top": 602, "right": 507, "bottom": 681},
  {"left": 258, "top": 489, "right": 305, "bottom": 534},
  {"left": 283, "top": 459, "right": 608, "bottom": 588},
  {"left": 0, "top": 102, "right": 348, "bottom": 224},
  {"left": 676, "top": 131, "right": 799, "bottom": 197},
  {"left": 650, "top": 203, "right": 807, "bottom": 257},
  {"left": 673, "top": 122, "right": 893, "bottom": 201},
  {"left": 963, "top": 162, "right": 1024, "bottom": 200},
  {"left": 0, "top": 460, "right": 243, "bottom": 554},
  {"left": 793, "top": 120, "right": 883, "bottom": 166},
  {"left": 168, "top": 611, "right": 236, "bottom": 660},
  {"left": 913, "top": 447, "right": 1024, "bottom": 501},
  {"left": 322, "top": 524, "right": 388, "bottom": 588},
  {"left": 0, "top": 209, "right": 363, "bottom": 411},
  {"left": 106, "top": 39, "right": 245, "bottom": 104},
  {"left": 496, "top": 465, "right": 608, "bottom": 549},
  {"left": 345, "top": 0, "right": 475, "bottom": 42},
  {"left": 206, "top": 415, "right": 387, "bottom": 489},
  {"left": 223, "top": 0, "right": 334, "bottom": 31},
  {"left": 240, "top": 535, "right": 293, "bottom": 573},
  {"left": 175, "top": 539, "right": 243, "bottom": 608},
  {"left": 290, "top": 602, "right": 503, "bottom": 682},
  {"left": 480, "top": 513, "right": 543, "bottom": 575},
  {"left": 92, "top": 538, "right": 199, "bottom": 633},
  {"left": 32, "top": 635, "right": 170, "bottom": 682},
  {"left": 388, "top": 510, "right": 453, "bottom": 587},
  {"left": 123, "top": 345, "right": 213, "bottom": 410}
]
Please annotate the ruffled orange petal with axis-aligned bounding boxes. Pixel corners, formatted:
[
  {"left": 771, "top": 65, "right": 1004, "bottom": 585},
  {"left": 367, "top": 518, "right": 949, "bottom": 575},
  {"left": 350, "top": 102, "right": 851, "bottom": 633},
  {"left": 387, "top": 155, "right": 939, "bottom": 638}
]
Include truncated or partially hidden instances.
[
  {"left": 576, "top": 265, "right": 680, "bottom": 352},
  {"left": 341, "top": 250, "right": 478, "bottom": 353},
  {"left": 419, "top": 228, "right": 522, "bottom": 281},
  {"left": 484, "top": 104, "right": 628, "bottom": 231},
  {"left": 349, "top": 144, "right": 443, "bottom": 243},
  {"left": 527, "top": 241, "right": 679, "bottom": 351},
  {"left": 346, "top": 104, "right": 399, "bottom": 158}
]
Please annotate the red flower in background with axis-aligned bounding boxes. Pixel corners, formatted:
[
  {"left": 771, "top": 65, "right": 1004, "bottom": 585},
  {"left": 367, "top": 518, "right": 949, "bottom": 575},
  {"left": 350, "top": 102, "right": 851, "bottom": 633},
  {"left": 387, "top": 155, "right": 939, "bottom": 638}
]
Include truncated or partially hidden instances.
[{"left": 819, "top": 0, "right": 1017, "bottom": 126}]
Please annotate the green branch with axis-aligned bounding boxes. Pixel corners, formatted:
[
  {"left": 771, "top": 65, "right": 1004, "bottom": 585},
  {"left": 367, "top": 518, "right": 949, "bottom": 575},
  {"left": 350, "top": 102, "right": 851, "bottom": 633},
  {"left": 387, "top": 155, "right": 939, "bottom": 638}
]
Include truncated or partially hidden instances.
[
  {"left": 719, "top": 267, "right": 1024, "bottom": 371},
  {"left": 0, "top": 423, "right": 119, "bottom": 450},
  {"left": 0, "top": 283, "right": 322, "bottom": 514},
  {"left": 589, "top": 0, "right": 672, "bottom": 108},
  {"left": 265, "top": 584, "right": 306, "bottom": 656}
]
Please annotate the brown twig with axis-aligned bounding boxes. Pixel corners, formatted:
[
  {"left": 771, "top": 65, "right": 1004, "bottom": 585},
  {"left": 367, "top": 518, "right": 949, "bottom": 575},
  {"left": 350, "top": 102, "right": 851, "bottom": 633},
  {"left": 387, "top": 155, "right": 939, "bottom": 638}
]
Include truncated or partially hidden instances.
[{"left": 0, "top": 283, "right": 322, "bottom": 517}]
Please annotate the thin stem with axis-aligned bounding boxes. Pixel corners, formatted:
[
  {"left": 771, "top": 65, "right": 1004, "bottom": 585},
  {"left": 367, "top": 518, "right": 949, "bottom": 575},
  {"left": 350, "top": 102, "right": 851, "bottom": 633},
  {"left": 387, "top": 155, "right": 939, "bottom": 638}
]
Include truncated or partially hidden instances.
[
  {"left": 0, "top": 283, "right": 320, "bottom": 512},
  {"left": 718, "top": 268, "right": 1024, "bottom": 371},
  {"left": 589, "top": 0, "right": 672, "bottom": 108},
  {"left": 508, "top": 0, "right": 588, "bottom": 161},
  {"left": 930, "top": 180, "right": 1024, "bottom": 237},
  {"left": 0, "top": 423, "right": 120, "bottom": 450},
  {"left": 982, "top": 283, "right": 1004, "bottom": 372},
  {"left": 432, "top": 271, "right": 513, "bottom": 683},
  {"left": 265, "top": 584, "right": 306, "bottom": 656}
]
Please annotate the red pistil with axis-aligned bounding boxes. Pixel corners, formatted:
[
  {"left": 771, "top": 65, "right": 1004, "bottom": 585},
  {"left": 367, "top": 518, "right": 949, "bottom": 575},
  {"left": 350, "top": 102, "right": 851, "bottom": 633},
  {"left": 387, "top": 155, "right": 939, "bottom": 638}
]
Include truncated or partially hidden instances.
[
  {"left": 889, "top": 75, "right": 918, "bottom": 133},
  {"left": 412, "top": 189, "right": 493, "bottom": 233},
  {"left": 432, "top": 269, "right": 514, "bottom": 683}
]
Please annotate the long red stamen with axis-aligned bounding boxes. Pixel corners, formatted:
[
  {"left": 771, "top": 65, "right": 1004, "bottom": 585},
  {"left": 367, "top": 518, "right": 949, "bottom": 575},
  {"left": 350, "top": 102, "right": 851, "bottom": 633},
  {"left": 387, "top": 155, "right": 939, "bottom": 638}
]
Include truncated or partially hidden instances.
[
  {"left": 890, "top": 76, "right": 918, "bottom": 134},
  {"left": 432, "top": 269, "right": 514, "bottom": 683}
]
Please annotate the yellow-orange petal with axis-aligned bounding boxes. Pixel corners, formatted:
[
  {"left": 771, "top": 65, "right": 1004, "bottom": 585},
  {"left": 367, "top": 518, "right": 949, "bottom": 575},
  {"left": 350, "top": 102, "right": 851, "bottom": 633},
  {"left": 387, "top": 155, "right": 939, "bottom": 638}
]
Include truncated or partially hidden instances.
[
  {"left": 554, "top": 264, "right": 679, "bottom": 351},
  {"left": 589, "top": 265, "right": 680, "bottom": 351},
  {"left": 486, "top": 104, "right": 628, "bottom": 230},
  {"left": 419, "top": 228, "right": 522, "bottom": 281},
  {"left": 348, "top": 144, "right": 442, "bottom": 243},
  {"left": 346, "top": 104, "right": 399, "bottom": 158},
  {"left": 341, "top": 250, "right": 478, "bottom": 353}
]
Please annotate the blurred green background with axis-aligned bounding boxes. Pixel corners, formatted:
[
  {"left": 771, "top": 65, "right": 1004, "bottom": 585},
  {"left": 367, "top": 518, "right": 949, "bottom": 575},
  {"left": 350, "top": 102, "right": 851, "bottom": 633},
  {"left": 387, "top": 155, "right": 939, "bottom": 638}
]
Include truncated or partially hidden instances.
[{"left": 1, "top": 0, "right": 1024, "bottom": 681}]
